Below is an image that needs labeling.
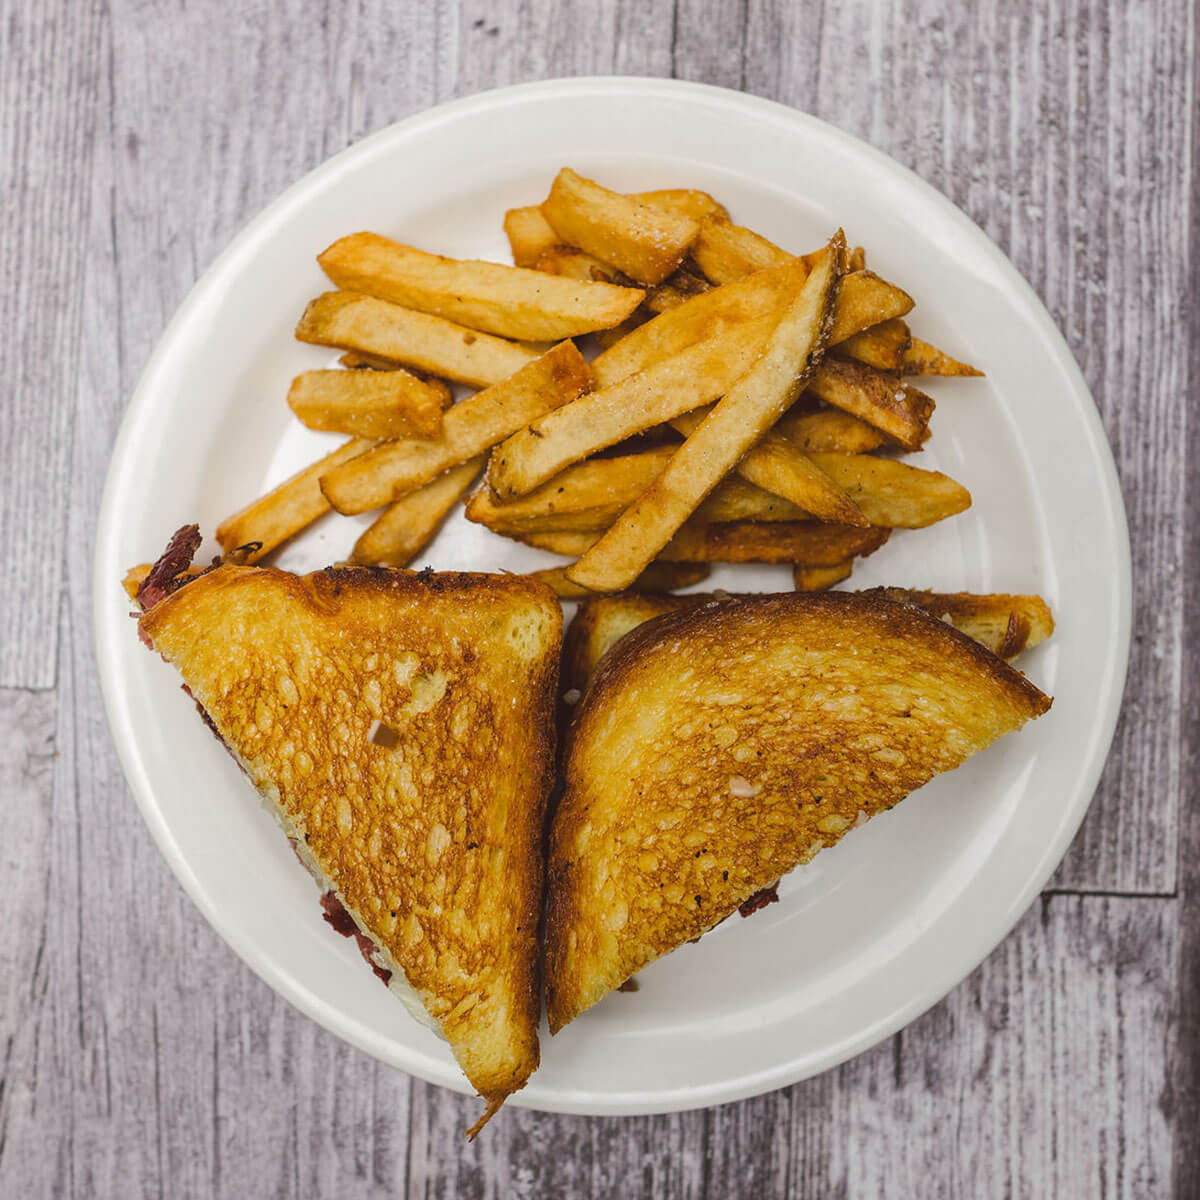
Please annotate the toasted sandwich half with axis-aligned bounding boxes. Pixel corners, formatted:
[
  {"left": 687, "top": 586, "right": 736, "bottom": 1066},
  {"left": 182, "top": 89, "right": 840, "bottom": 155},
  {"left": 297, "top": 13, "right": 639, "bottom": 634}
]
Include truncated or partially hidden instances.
[
  {"left": 135, "top": 530, "right": 561, "bottom": 1131},
  {"left": 546, "top": 590, "right": 1051, "bottom": 1032},
  {"left": 562, "top": 587, "right": 1055, "bottom": 694}
]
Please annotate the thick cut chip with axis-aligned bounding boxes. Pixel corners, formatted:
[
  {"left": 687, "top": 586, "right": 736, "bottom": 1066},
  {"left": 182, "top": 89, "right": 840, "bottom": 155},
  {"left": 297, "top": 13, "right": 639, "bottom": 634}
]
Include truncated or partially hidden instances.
[
  {"left": 793, "top": 560, "right": 855, "bottom": 591},
  {"left": 350, "top": 458, "right": 484, "bottom": 567},
  {"left": 773, "top": 409, "right": 888, "bottom": 454},
  {"left": 504, "top": 206, "right": 560, "bottom": 267},
  {"left": 216, "top": 437, "right": 376, "bottom": 561},
  {"left": 488, "top": 314, "right": 776, "bottom": 500},
  {"left": 903, "top": 338, "right": 984, "bottom": 377},
  {"left": 287, "top": 369, "right": 449, "bottom": 439},
  {"left": 631, "top": 188, "right": 729, "bottom": 222},
  {"left": 807, "top": 358, "right": 933, "bottom": 450},
  {"left": 836, "top": 317, "right": 911, "bottom": 371},
  {"left": 296, "top": 291, "right": 537, "bottom": 388},
  {"left": 321, "top": 341, "right": 593, "bottom": 514},
  {"left": 805, "top": 453, "right": 971, "bottom": 528},
  {"left": 317, "top": 232, "right": 643, "bottom": 341},
  {"left": 541, "top": 168, "right": 700, "bottom": 286},
  {"left": 567, "top": 246, "right": 840, "bottom": 592},
  {"left": 529, "top": 562, "right": 709, "bottom": 600}
]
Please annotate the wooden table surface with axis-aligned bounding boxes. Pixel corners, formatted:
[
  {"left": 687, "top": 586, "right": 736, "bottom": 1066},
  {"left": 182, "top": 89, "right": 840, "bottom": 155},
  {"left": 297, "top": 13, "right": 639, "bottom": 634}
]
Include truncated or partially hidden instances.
[{"left": 2, "top": 2, "right": 1196, "bottom": 1196}]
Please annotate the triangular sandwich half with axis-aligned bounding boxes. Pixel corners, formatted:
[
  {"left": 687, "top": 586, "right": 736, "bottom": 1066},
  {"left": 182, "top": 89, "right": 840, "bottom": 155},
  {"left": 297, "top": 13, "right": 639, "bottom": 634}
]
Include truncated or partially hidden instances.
[
  {"left": 545, "top": 590, "right": 1050, "bottom": 1031},
  {"left": 136, "top": 533, "right": 561, "bottom": 1130}
]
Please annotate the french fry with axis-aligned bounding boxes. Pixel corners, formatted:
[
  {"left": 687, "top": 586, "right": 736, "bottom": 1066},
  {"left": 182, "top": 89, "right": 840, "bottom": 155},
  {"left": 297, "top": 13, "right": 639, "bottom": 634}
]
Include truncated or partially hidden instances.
[
  {"left": 590, "top": 266, "right": 912, "bottom": 389},
  {"left": 632, "top": 189, "right": 729, "bottom": 222},
  {"left": 350, "top": 458, "right": 483, "bottom": 567},
  {"left": 529, "top": 561, "right": 710, "bottom": 600},
  {"left": 805, "top": 453, "right": 971, "bottom": 528},
  {"left": 468, "top": 448, "right": 675, "bottom": 533},
  {"left": 774, "top": 408, "right": 888, "bottom": 454},
  {"left": 590, "top": 265, "right": 796, "bottom": 387},
  {"left": 297, "top": 291, "right": 537, "bottom": 388},
  {"left": 215, "top": 437, "right": 376, "bottom": 561},
  {"left": 567, "top": 246, "right": 841, "bottom": 592},
  {"left": 320, "top": 341, "right": 592, "bottom": 514},
  {"left": 541, "top": 168, "right": 700, "bottom": 285},
  {"left": 287, "top": 369, "right": 449, "bottom": 439},
  {"left": 903, "top": 338, "right": 983, "bottom": 377},
  {"left": 793, "top": 560, "right": 855, "bottom": 591},
  {"left": 836, "top": 317, "right": 911, "bottom": 371},
  {"left": 668, "top": 408, "right": 867, "bottom": 526},
  {"left": 847, "top": 246, "right": 866, "bottom": 272},
  {"left": 488, "top": 313, "right": 776, "bottom": 500},
  {"left": 534, "top": 246, "right": 630, "bottom": 284},
  {"left": 828, "top": 272, "right": 915, "bottom": 343},
  {"left": 690, "top": 218, "right": 792, "bottom": 284},
  {"left": 866, "top": 589, "right": 1054, "bottom": 658},
  {"left": 521, "top": 520, "right": 890, "bottom": 566},
  {"left": 807, "top": 358, "right": 933, "bottom": 450},
  {"left": 504, "top": 206, "right": 559, "bottom": 267},
  {"left": 317, "top": 232, "right": 643, "bottom": 341}
]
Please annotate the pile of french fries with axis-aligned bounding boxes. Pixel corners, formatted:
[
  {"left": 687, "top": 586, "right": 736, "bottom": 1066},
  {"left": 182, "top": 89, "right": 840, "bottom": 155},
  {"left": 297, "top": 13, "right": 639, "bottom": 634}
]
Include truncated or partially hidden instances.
[{"left": 208, "top": 168, "right": 984, "bottom": 597}]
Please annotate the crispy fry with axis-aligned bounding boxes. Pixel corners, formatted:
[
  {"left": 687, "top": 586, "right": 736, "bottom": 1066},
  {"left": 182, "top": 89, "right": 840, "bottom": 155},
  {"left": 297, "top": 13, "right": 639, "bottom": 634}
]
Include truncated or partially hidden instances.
[
  {"left": 567, "top": 245, "right": 841, "bottom": 591},
  {"left": 774, "top": 408, "right": 888, "bottom": 454},
  {"left": 668, "top": 408, "right": 867, "bottom": 526},
  {"left": 632, "top": 189, "right": 729, "bottom": 222},
  {"left": 529, "top": 561, "right": 710, "bottom": 600},
  {"left": 534, "top": 246, "right": 630, "bottom": 284},
  {"left": 297, "top": 291, "right": 536, "bottom": 388},
  {"left": 690, "top": 218, "right": 792, "bottom": 284},
  {"left": 866, "top": 589, "right": 1054, "bottom": 658},
  {"left": 521, "top": 521, "right": 889, "bottom": 565},
  {"left": 317, "top": 232, "right": 643, "bottom": 341},
  {"left": 793, "top": 560, "right": 855, "bottom": 591},
  {"left": 287, "top": 369, "right": 449, "bottom": 439},
  {"left": 541, "top": 168, "right": 700, "bottom": 285},
  {"left": 828, "top": 272, "right": 914, "bottom": 343},
  {"left": 320, "top": 341, "right": 592, "bottom": 514},
  {"left": 805, "top": 453, "right": 971, "bottom": 528},
  {"left": 590, "top": 266, "right": 911, "bottom": 389},
  {"left": 350, "top": 458, "right": 483, "bottom": 567},
  {"left": 215, "top": 437, "right": 376, "bottom": 561},
  {"left": 836, "top": 317, "right": 911, "bottom": 371},
  {"left": 468, "top": 448, "right": 674, "bottom": 533},
  {"left": 807, "top": 358, "right": 933, "bottom": 450},
  {"left": 590, "top": 265, "right": 796, "bottom": 387},
  {"left": 488, "top": 313, "right": 776, "bottom": 500},
  {"left": 504, "top": 205, "right": 559, "bottom": 267},
  {"left": 903, "top": 337, "right": 984, "bottom": 376}
]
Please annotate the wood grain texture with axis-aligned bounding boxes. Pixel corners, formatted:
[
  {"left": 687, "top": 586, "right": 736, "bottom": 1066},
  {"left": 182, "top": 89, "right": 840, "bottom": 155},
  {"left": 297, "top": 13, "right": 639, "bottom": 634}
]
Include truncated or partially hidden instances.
[
  {"left": 0, "top": 1, "right": 106, "bottom": 687},
  {"left": 0, "top": 0, "right": 1191, "bottom": 1195}
]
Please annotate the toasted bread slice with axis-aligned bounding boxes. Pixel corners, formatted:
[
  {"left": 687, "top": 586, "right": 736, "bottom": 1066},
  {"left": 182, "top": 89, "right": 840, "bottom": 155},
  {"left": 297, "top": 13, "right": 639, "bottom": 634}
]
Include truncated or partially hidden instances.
[
  {"left": 138, "top": 561, "right": 562, "bottom": 1119},
  {"left": 546, "top": 591, "right": 1050, "bottom": 1031},
  {"left": 562, "top": 587, "right": 1055, "bottom": 693}
]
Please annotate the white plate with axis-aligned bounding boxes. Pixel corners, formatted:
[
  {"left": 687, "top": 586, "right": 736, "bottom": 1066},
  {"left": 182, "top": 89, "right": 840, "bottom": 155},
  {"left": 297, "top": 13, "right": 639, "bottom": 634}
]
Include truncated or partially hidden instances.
[{"left": 93, "top": 78, "right": 1131, "bottom": 1115}]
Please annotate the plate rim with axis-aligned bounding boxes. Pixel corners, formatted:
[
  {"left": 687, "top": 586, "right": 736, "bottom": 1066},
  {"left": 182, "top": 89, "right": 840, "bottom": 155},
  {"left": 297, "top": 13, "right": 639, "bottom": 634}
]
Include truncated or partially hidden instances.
[{"left": 92, "top": 75, "right": 1133, "bottom": 1116}]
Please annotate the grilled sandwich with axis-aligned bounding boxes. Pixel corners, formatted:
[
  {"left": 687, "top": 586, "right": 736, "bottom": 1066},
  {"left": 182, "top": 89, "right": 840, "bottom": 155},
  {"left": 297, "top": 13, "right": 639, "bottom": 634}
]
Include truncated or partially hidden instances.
[
  {"left": 135, "top": 529, "right": 561, "bottom": 1132},
  {"left": 545, "top": 590, "right": 1051, "bottom": 1032},
  {"left": 562, "top": 587, "right": 1054, "bottom": 694}
]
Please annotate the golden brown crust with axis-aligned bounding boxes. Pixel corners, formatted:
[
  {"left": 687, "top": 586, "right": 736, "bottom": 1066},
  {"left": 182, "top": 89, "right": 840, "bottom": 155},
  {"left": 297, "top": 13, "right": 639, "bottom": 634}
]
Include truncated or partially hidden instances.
[
  {"left": 546, "top": 591, "right": 1050, "bottom": 1032},
  {"left": 141, "top": 564, "right": 562, "bottom": 1104}
]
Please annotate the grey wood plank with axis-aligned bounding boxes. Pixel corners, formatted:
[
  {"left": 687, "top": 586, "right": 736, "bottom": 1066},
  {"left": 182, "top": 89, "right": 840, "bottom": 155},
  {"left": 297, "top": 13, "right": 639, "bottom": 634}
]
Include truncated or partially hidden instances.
[
  {"left": 1170, "top": 30, "right": 1200, "bottom": 1186},
  {"left": 402, "top": 895, "right": 1173, "bottom": 1198},
  {"left": 737, "top": 0, "right": 1192, "bottom": 893},
  {"left": 0, "top": 689, "right": 58, "bottom": 1194},
  {"left": 0, "top": 0, "right": 106, "bottom": 688}
]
